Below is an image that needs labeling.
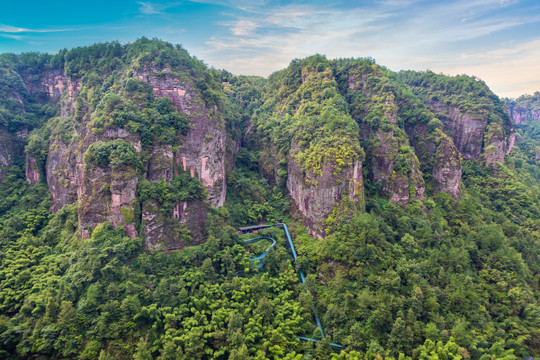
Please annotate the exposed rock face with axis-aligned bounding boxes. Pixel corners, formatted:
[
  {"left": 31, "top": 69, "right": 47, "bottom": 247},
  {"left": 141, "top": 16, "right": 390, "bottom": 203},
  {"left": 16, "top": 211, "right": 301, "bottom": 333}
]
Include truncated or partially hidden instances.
[
  {"left": 505, "top": 92, "right": 540, "bottom": 125},
  {"left": 287, "top": 143, "right": 363, "bottom": 237},
  {"left": 143, "top": 198, "right": 207, "bottom": 250},
  {"left": 508, "top": 107, "right": 540, "bottom": 125},
  {"left": 140, "top": 145, "right": 208, "bottom": 249},
  {"left": 25, "top": 157, "right": 40, "bottom": 185},
  {"left": 0, "top": 129, "right": 20, "bottom": 181},
  {"left": 370, "top": 135, "right": 425, "bottom": 205},
  {"left": 134, "top": 68, "right": 226, "bottom": 208},
  {"left": 21, "top": 60, "right": 228, "bottom": 249},
  {"left": 348, "top": 69, "right": 425, "bottom": 204},
  {"left": 46, "top": 127, "right": 143, "bottom": 237},
  {"left": 23, "top": 71, "right": 82, "bottom": 204},
  {"left": 428, "top": 102, "right": 485, "bottom": 160},
  {"left": 78, "top": 162, "right": 138, "bottom": 239},
  {"left": 127, "top": 67, "right": 226, "bottom": 248},
  {"left": 424, "top": 102, "right": 514, "bottom": 165},
  {"left": 404, "top": 120, "right": 462, "bottom": 199},
  {"left": 432, "top": 133, "right": 462, "bottom": 198},
  {"left": 46, "top": 139, "right": 81, "bottom": 212},
  {"left": 399, "top": 72, "right": 516, "bottom": 168},
  {"left": 25, "top": 69, "right": 81, "bottom": 117},
  {"left": 484, "top": 123, "right": 513, "bottom": 165}
]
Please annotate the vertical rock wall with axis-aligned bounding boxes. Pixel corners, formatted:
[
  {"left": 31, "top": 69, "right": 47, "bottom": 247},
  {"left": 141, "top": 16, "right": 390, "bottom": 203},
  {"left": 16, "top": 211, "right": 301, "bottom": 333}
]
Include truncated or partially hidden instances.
[
  {"left": 287, "top": 142, "right": 363, "bottom": 237},
  {"left": 134, "top": 68, "right": 227, "bottom": 208}
]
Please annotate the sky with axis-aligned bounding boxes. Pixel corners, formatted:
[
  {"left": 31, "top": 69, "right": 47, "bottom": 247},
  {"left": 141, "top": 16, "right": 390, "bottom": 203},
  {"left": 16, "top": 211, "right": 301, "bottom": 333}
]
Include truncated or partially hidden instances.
[{"left": 1, "top": 0, "right": 539, "bottom": 98}]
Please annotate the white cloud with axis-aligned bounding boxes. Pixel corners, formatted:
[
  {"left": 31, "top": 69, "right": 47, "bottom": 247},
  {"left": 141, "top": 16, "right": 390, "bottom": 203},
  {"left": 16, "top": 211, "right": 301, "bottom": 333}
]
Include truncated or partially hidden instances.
[
  {"left": 230, "top": 19, "right": 258, "bottom": 36},
  {"left": 0, "top": 25, "right": 76, "bottom": 33},
  {"left": 138, "top": 2, "right": 163, "bottom": 14},
  {"left": 0, "top": 34, "right": 24, "bottom": 40},
  {"left": 196, "top": 0, "right": 540, "bottom": 97},
  {"left": 137, "top": 2, "right": 182, "bottom": 15},
  {"left": 435, "top": 39, "right": 540, "bottom": 98}
]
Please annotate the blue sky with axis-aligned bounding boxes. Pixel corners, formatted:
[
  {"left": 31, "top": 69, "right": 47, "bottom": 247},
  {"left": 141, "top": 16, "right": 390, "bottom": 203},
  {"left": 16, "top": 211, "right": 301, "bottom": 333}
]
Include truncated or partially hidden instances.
[{"left": 1, "top": 0, "right": 539, "bottom": 97}]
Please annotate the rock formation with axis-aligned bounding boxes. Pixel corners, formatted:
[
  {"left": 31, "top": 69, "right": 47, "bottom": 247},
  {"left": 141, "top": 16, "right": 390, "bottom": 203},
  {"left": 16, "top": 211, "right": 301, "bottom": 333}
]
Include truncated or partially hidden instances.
[
  {"left": 287, "top": 142, "right": 363, "bottom": 236},
  {"left": 505, "top": 92, "right": 540, "bottom": 125}
]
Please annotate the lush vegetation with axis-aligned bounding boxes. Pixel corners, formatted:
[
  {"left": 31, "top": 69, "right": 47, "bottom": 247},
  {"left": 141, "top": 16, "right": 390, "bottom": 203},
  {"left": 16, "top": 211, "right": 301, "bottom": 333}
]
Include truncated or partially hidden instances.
[
  {"left": 0, "top": 40, "right": 537, "bottom": 359},
  {"left": 253, "top": 55, "right": 365, "bottom": 181}
]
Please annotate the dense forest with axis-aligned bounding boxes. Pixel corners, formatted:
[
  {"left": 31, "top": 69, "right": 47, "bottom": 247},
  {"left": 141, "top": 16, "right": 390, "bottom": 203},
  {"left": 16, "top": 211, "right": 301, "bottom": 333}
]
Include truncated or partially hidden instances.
[{"left": 0, "top": 39, "right": 538, "bottom": 360}]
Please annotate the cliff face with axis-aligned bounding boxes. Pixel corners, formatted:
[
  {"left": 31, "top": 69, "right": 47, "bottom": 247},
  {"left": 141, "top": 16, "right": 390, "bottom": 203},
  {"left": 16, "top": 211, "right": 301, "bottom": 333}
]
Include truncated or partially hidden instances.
[
  {"left": 133, "top": 67, "right": 226, "bottom": 248},
  {"left": 134, "top": 68, "right": 226, "bottom": 208},
  {"left": 426, "top": 101, "right": 514, "bottom": 165},
  {"left": 508, "top": 107, "right": 540, "bottom": 125},
  {"left": 0, "top": 129, "right": 24, "bottom": 181},
  {"left": 253, "top": 61, "right": 366, "bottom": 235},
  {"left": 287, "top": 142, "right": 363, "bottom": 236},
  {"left": 400, "top": 71, "right": 515, "bottom": 167},
  {"left": 20, "top": 44, "right": 229, "bottom": 250},
  {"left": 4, "top": 44, "right": 521, "bottom": 243},
  {"left": 0, "top": 64, "right": 44, "bottom": 182},
  {"left": 403, "top": 119, "right": 462, "bottom": 199},
  {"left": 78, "top": 147, "right": 139, "bottom": 239},
  {"left": 431, "top": 132, "right": 462, "bottom": 198},
  {"left": 427, "top": 102, "right": 485, "bottom": 160},
  {"left": 27, "top": 69, "right": 81, "bottom": 118},
  {"left": 505, "top": 92, "right": 540, "bottom": 125},
  {"left": 346, "top": 64, "right": 426, "bottom": 204},
  {"left": 368, "top": 128, "right": 425, "bottom": 204}
]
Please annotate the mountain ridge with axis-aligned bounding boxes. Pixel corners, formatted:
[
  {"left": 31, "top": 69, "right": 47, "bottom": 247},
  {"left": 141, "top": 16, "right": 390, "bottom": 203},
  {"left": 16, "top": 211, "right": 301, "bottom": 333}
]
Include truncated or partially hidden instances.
[{"left": 0, "top": 38, "right": 537, "bottom": 359}]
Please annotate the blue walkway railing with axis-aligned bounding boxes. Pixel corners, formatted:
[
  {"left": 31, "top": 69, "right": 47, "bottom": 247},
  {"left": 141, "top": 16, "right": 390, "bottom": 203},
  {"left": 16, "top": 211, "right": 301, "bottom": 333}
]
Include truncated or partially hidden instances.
[{"left": 239, "top": 223, "right": 344, "bottom": 350}]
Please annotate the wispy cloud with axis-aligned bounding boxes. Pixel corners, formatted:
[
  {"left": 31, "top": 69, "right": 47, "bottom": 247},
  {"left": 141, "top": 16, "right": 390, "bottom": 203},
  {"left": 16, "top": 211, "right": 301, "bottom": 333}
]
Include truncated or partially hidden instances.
[
  {"left": 0, "top": 0, "right": 536, "bottom": 97},
  {"left": 137, "top": 2, "right": 182, "bottom": 15},
  {"left": 0, "top": 25, "right": 77, "bottom": 33},
  {"left": 229, "top": 20, "right": 258, "bottom": 36},
  {"left": 0, "top": 34, "right": 24, "bottom": 40},
  {"left": 440, "top": 39, "right": 540, "bottom": 97},
  {"left": 196, "top": 0, "right": 540, "bottom": 98}
]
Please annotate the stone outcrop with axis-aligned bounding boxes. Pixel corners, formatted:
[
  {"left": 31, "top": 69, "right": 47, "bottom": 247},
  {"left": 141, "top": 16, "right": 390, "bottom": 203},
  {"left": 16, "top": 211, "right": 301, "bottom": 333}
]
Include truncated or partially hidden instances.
[
  {"left": 287, "top": 143, "right": 363, "bottom": 237},
  {"left": 348, "top": 68, "right": 426, "bottom": 204},
  {"left": 404, "top": 120, "right": 462, "bottom": 199},
  {"left": 369, "top": 132, "right": 425, "bottom": 204},
  {"left": 25, "top": 69, "right": 81, "bottom": 117},
  {"left": 0, "top": 129, "right": 23, "bottom": 182},
  {"left": 45, "top": 138, "right": 81, "bottom": 212},
  {"left": 432, "top": 132, "right": 462, "bottom": 198},
  {"left": 78, "top": 162, "right": 138, "bottom": 239},
  {"left": 484, "top": 123, "right": 515, "bottom": 166},
  {"left": 20, "top": 60, "right": 229, "bottom": 249},
  {"left": 129, "top": 67, "right": 227, "bottom": 248},
  {"left": 140, "top": 145, "right": 208, "bottom": 249},
  {"left": 427, "top": 102, "right": 486, "bottom": 160},
  {"left": 508, "top": 107, "right": 540, "bottom": 125},
  {"left": 134, "top": 68, "right": 226, "bottom": 208},
  {"left": 25, "top": 156, "right": 40, "bottom": 185},
  {"left": 505, "top": 92, "right": 540, "bottom": 125},
  {"left": 423, "top": 102, "right": 514, "bottom": 165}
]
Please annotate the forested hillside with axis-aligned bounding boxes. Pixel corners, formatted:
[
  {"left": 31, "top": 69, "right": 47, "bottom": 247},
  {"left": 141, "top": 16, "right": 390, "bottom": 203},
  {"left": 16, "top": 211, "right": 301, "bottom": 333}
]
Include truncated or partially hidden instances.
[{"left": 0, "top": 39, "right": 537, "bottom": 360}]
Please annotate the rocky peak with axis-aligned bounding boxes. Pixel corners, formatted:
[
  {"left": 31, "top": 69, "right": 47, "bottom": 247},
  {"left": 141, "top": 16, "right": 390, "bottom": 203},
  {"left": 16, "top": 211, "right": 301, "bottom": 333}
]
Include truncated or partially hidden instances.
[
  {"left": 346, "top": 64, "right": 426, "bottom": 204},
  {"left": 504, "top": 92, "right": 540, "bottom": 125},
  {"left": 134, "top": 67, "right": 226, "bottom": 208},
  {"left": 400, "top": 71, "right": 515, "bottom": 166},
  {"left": 17, "top": 42, "right": 230, "bottom": 250}
]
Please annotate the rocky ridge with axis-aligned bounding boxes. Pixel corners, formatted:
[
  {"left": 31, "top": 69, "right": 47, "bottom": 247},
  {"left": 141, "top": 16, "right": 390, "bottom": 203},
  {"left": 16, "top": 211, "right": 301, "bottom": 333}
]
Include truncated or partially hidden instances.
[
  {"left": 504, "top": 92, "right": 540, "bottom": 125},
  {"left": 0, "top": 44, "right": 518, "bottom": 243}
]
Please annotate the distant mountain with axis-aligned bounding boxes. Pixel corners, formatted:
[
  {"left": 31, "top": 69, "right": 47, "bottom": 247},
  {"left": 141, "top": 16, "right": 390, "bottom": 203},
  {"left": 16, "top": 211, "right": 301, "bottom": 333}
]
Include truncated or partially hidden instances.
[{"left": 504, "top": 92, "right": 540, "bottom": 125}]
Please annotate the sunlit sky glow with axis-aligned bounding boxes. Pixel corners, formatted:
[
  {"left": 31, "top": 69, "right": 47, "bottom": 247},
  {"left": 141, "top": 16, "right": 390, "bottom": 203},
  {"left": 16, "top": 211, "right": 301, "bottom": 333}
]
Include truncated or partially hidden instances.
[{"left": 1, "top": 0, "right": 539, "bottom": 98}]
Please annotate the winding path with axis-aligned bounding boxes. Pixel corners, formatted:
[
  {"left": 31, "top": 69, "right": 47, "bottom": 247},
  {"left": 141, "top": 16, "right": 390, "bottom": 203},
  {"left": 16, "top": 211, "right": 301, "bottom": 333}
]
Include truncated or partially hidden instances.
[{"left": 239, "top": 222, "right": 344, "bottom": 350}]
